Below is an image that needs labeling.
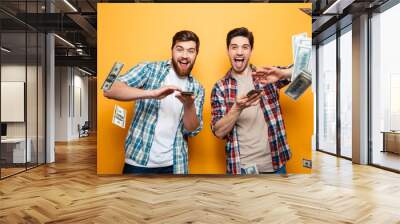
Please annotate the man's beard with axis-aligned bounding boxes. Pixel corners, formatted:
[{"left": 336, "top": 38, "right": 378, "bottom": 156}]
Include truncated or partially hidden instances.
[{"left": 172, "top": 58, "right": 195, "bottom": 77}]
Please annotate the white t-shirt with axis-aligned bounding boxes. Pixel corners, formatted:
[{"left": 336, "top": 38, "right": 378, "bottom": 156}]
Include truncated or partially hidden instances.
[{"left": 125, "top": 68, "right": 188, "bottom": 167}]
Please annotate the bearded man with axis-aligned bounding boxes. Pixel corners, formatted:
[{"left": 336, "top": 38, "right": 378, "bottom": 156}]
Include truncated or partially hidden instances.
[{"left": 104, "top": 30, "right": 204, "bottom": 174}]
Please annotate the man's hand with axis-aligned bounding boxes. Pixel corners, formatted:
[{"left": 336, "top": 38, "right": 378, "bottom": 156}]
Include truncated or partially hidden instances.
[
  {"left": 212, "top": 91, "right": 262, "bottom": 139},
  {"left": 234, "top": 91, "right": 263, "bottom": 111},
  {"left": 175, "top": 92, "right": 195, "bottom": 108},
  {"left": 175, "top": 92, "right": 199, "bottom": 132},
  {"left": 150, "top": 85, "right": 180, "bottom": 99},
  {"left": 252, "top": 66, "right": 292, "bottom": 85}
]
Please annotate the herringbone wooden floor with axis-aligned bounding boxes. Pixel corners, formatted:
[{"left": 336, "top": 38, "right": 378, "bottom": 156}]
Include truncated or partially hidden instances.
[{"left": 1, "top": 135, "right": 400, "bottom": 224}]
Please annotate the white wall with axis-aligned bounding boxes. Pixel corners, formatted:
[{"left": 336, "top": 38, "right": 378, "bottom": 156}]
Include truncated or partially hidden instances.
[
  {"left": 371, "top": 3, "right": 400, "bottom": 155},
  {"left": 55, "top": 67, "right": 69, "bottom": 141},
  {"left": 1, "top": 65, "right": 25, "bottom": 130},
  {"left": 1, "top": 64, "right": 36, "bottom": 138},
  {"left": 54, "top": 67, "right": 89, "bottom": 141},
  {"left": 1, "top": 63, "right": 46, "bottom": 164},
  {"left": 72, "top": 73, "right": 89, "bottom": 138}
]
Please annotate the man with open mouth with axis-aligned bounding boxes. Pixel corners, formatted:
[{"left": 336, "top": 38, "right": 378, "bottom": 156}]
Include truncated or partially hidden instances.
[
  {"left": 210, "top": 27, "right": 293, "bottom": 175},
  {"left": 103, "top": 30, "right": 205, "bottom": 175}
]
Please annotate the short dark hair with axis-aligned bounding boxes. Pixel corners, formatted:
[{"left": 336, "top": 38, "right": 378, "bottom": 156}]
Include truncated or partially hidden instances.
[
  {"left": 172, "top": 30, "right": 200, "bottom": 53},
  {"left": 226, "top": 27, "right": 254, "bottom": 49}
]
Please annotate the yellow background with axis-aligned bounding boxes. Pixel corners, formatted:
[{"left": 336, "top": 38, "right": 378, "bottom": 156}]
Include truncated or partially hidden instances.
[{"left": 97, "top": 3, "right": 313, "bottom": 174}]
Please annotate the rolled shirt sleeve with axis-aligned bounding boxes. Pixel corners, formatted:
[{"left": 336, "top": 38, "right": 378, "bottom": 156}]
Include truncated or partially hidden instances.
[{"left": 210, "top": 83, "right": 227, "bottom": 137}]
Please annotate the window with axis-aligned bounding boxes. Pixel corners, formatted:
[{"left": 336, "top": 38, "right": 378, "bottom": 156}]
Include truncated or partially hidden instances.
[
  {"left": 339, "top": 28, "right": 352, "bottom": 158},
  {"left": 318, "top": 36, "right": 337, "bottom": 154},
  {"left": 0, "top": 1, "right": 47, "bottom": 179},
  {"left": 371, "top": 2, "right": 400, "bottom": 171}
]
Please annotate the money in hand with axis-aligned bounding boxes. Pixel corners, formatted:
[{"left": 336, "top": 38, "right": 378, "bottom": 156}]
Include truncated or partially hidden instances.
[{"left": 101, "top": 62, "right": 124, "bottom": 91}]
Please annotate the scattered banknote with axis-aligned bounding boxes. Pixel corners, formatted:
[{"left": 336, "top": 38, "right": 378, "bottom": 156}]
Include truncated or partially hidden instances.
[
  {"left": 242, "top": 164, "right": 259, "bottom": 175},
  {"left": 285, "top": 70, "right": 312, "bottom": 100},
  {"left": 300, "top": 37, "right": 312, "bottom": 72},
  {"left": 285, "top": 33, "right": 312, "bottom": 100},
  {"left": 101, "top": 62, "right": 124, "bottom": 91},
  {"left": 112, "top": 105, "right": 127, "bottom": 128},
  {"left": 299, "top": 37, "right": 312, "bottom": 48},
  {"left": 291, "top": 33, "right": 312, "bottom": 81},
  {"left": 292, "top": 32, "right": 307, "bottom": 62},
  {"left": 292, "top": 44, "right": 312, "bottom": 81}
]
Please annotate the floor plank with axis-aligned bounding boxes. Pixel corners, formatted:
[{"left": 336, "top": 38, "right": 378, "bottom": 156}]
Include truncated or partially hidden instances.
[{"left": 0, "top": 134, "right": 399, "bottom": 224}]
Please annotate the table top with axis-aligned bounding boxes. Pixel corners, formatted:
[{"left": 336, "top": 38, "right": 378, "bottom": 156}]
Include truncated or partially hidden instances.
[
  {"left": 381, "top": 131, "right": 400, "bottom": 134},
  {"left": 1, "top": 138, "right": 28, "bottom": 143}
]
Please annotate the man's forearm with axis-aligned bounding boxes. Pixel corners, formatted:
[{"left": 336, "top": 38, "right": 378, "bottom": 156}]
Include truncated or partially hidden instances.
[
  {"left": 213, "top": 104, "right": 241, "bottom": 139},
  {"left": 182, "top": 104, "right": 200, "bottom": 132},
  {"left": 103, "top": 81, "right": 152, "bottom": 101}
]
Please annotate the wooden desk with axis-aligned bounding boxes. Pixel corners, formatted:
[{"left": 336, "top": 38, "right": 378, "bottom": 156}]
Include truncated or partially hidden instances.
[{"left": 381, "top": 131, "right": 400, "bottom": 154}]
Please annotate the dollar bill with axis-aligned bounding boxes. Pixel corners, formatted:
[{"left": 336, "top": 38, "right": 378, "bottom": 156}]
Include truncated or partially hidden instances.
[
  {"left": 292, "top": 44, "right": 312, "bottom": 81},
  {"left": 299, "top": 37, "right": 312, "bottom": 47},
  {"left": 101, "top": 62, "right": 124, "bottom": 91},
  {"left": 292, "top": 32, "right": 307, "bottom": 62},
  {"left": 285, "top": 70, "right": 312, "bottom": 100},
  {"left": 242, "top": 164, "right": 259, "bottom": 175},
  {"left": 298, "top": 37, "right": 312, "bottom": 72},
  {"left": 291, "top": 33, "right": 312, "bottom": 80},
  {"left": 112, "top": 104, "right": 127, "bottom": 128}
]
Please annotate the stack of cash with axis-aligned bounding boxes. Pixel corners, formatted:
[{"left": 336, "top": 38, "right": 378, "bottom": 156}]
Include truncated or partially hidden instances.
[
  {"left": 291, "top": 33, "right": 311, "bottom": 80},
  {"left": 285, "top": 33, "right": 312, "bottom": 100},
  {"left": 285, "top": 70, "right": 312, "bottom": 100},
  {"left": 101, "top": 62, "right": 124, "bottom": 91}
]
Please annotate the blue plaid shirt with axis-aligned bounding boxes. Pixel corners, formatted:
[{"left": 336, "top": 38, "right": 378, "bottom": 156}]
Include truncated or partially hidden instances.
[{"left": 118, "top": 60, "right": 205, "bottom": 174}]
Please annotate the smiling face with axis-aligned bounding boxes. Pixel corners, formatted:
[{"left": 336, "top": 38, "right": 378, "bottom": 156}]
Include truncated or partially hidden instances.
[
  {"left": 228, "top": 36, "right": 252, "bottom": 74},
  {"left": 172, "top": 40, "right": 198, "bottom": 77}
]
